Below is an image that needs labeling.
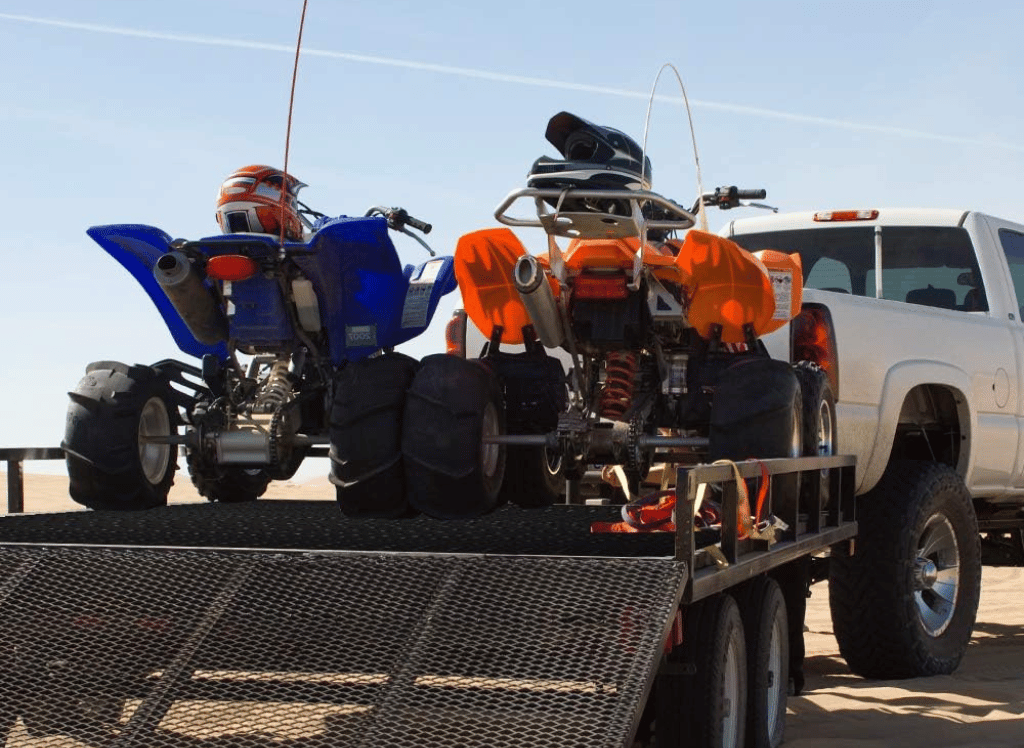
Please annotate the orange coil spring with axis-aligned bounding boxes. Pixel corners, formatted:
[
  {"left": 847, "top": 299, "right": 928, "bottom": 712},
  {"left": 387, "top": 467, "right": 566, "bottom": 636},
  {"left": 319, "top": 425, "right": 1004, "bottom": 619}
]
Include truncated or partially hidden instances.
[{"left": 599, "top": 352, "right": 639, "bottom": 420}]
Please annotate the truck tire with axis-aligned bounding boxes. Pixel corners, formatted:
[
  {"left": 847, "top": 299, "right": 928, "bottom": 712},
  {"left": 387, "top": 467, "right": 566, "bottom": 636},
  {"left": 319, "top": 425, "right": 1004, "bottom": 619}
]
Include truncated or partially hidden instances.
[
  {"left": 500, "top": 446, "right": 565, "bottom": 507},
  {"left": 737, "top": 576, "right": 789, "bottom": 748},
  {"left": 330, "top": 353, "right": 418, "bottom": 517},
  {"left": 829, "top": 460, "right": 982, "bottom": 679},
  {"left": 63, "top": 363, "right": 180, "bottom": 510},
  {"left": 403, "top": 354, "right": 506, "bottom": 518},
  {"left": 187, "top": 459, "right": 271, "bottom": 503},
  {"left": 657, "top": 594, "right": 747, "bottom": 748},
  {"left": 793, "top": 361, "right": 836, "bottom": 516}
]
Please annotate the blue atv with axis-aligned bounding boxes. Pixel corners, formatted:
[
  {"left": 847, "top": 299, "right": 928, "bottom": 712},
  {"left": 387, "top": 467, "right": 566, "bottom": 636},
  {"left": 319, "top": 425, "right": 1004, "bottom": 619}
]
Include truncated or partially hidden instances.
[{"left": 63, "top": 207, "right": 455, "bottom": 515}]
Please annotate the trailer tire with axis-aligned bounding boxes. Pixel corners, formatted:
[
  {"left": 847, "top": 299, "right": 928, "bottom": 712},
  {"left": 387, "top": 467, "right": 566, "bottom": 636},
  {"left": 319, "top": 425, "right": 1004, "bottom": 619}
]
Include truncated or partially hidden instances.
[
  {"left": 829, "top": 460, "right": 981, "bottom": 679},
  {"left": 187, "top": 460, "right": 271, "bottom": 503},
  {"left": 737, "top": 576, "right": 789, "bottom": 748},
  {"left": 403, "top": 354, "right": 506, "bottom": 518},
  {"left": 63, "top": 363, "right": 180, "bottom": 511},
  {"left": 658, "top": 594, "right": 747, "bottom": 748},
  {"left": 500, "top": 446, "right": 565, "bottom": 507},
  {"left": 330, "top": 353, "right": 418, "bottom": 517},
  {"left": 793, "top": 361, "right": 836, "bottom": 516}
]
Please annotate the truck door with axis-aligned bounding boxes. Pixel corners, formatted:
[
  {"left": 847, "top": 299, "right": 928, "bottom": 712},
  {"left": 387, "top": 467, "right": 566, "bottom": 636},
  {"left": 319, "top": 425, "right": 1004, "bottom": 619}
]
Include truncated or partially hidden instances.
[{"left": 980, "top": 215, "right": 1024, "bottom": 489}]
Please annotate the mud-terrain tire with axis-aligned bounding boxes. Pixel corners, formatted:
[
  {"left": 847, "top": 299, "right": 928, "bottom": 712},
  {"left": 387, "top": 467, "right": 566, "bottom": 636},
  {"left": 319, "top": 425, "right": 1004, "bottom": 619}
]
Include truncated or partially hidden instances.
[
  {"left": 793, "top": 361, "right": 836, "bottom": 516},
  {"left": 829, "top": 460, "right": 982, "bottom": 679},
  {"left": 657, "top": 594, "right": 748, "bottom": 748},
  {"left": 403, "top": 354, "right": 506, "bottom": 518},
  {"left": 187, "top": 459, "right": 271, "bottom": 504},
  {"left": 63, "top": 362, "right": 180, "bottom": 510},
  {"left": 330, "top": 353, "right": 418, "bottom": 517},
  {"left": 500, "top": 446, "right": 564, "bottom": 507},
  {"left": 736, "top": 576, "right": 789, "bottom": 748}
]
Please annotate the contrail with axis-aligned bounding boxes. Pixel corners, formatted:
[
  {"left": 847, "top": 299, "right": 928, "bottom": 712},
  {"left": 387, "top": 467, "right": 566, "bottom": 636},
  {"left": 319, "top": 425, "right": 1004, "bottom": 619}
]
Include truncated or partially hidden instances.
[{"left": 3, "top": 12, "right": 1021, "bottom": 154}]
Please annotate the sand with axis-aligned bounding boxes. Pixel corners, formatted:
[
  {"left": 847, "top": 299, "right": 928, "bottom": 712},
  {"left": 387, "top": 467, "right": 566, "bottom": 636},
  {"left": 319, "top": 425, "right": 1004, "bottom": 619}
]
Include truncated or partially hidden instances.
[{"left": 2, "top": 471, "right": 1022, "bottom": 746}]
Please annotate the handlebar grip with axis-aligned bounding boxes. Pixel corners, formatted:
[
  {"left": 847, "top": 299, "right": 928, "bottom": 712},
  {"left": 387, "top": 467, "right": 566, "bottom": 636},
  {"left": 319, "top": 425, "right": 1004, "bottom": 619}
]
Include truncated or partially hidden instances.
[
  {"left": 735, "top": 189, "right": 767, "bottom": 200},
  {"left": 403, "top": 215, "right": 432, "bottom": 234}
]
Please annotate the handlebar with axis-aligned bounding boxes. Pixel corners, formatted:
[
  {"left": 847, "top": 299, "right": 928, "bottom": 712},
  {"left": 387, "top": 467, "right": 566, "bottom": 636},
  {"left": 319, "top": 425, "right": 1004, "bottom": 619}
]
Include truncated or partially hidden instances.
[
  {"left": 365, "top": 206, "right": 432, "bottom": 235},
  {"left": 365, "top": 206, "right": 436, "bottom": 256},
  {"left": 694, "top": 186, "right": 768, "bottom": 212}
]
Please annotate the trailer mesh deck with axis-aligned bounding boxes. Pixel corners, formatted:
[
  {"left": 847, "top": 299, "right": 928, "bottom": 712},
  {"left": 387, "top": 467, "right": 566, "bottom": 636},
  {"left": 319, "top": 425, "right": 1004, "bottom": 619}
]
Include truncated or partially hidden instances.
[{"left": 0, "top": 503, "right": 687, "bottom": 748}]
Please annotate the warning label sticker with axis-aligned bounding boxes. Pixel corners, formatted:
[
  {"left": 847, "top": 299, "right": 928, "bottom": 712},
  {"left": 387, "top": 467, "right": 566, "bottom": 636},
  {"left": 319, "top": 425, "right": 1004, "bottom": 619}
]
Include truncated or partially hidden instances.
[
  {"left": 770, "top": 270, "right": 793, "bottom": 320},
  {"left": 401, "top": 260, "right": 444, "bottom": 328}
]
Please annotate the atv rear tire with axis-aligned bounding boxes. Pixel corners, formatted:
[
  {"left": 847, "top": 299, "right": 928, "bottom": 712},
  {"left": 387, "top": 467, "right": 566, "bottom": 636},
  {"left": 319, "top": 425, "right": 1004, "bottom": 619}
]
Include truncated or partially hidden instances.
[
  {"left": 330, "top": 353, "right": 418, "bottom": 517},
  {"left": 187, "top": 460, "right": 271, "bottom": 504},
  {"left": 829, "top": 460, "right": 982, "bottom": 679},
  {"left": 500, "top": 445, "right": 565, "bottom": 508},
  {"left": 403, "top": 354, "right": 506, "bottom": 518},
  {"left": 63, "top": 362, "right": 180, "bottom": 511}
]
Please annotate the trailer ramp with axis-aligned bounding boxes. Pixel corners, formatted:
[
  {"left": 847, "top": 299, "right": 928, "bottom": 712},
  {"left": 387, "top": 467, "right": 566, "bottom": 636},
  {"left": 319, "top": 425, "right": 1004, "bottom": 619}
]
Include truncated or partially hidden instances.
[{"left": 0, "top": 504, "right": 688, "bottom": 748}]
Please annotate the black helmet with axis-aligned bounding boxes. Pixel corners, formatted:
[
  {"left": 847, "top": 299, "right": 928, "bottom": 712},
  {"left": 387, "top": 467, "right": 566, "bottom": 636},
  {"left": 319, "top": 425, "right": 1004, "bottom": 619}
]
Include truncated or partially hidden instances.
[{"left": 527, "top": 112, "right": 652, "bottom": 215}]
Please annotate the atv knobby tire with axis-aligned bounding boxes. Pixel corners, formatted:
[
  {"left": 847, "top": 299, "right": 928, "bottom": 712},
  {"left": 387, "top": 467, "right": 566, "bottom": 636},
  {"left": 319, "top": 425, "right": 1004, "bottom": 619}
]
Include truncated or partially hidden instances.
[
  {"left": 330, "top": 352, "right": 418, "bottom": 517},
  {"left": 500, "top": 445, "right": 564, "bottom": 508},
  {"left": 187, "top": 459, "right": 271, "bottom": 504},
  {"left": 63, "top": 362, "right": 180, "bottom": 510},
  {"left": 403, "top": 354, "right": 506, "bottom": 518},
  {"left": 793, "top": 361, "right": 837, "bottom": 516},
  {"left": 829, "top": 460, "right": 982, "bottom": 679}
]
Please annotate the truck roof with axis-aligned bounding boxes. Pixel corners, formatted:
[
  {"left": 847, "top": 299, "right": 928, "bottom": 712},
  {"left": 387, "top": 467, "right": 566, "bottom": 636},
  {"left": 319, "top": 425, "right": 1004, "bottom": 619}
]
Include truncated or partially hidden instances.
[{"left": 725, "top": 207, "right": 972, "bottom": 235}]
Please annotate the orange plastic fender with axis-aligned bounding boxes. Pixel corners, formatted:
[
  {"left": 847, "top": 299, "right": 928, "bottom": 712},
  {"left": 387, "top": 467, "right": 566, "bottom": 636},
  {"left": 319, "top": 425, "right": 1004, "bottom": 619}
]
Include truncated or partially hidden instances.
[
  {"left": 673, "top": 230, "right": 777, "bottom": 344},
  {"left": 754, "top": 249, "right": 803, "bottom": 335},
  {"left": 455, "top": 228, "right": 559, "bottom": 346}
]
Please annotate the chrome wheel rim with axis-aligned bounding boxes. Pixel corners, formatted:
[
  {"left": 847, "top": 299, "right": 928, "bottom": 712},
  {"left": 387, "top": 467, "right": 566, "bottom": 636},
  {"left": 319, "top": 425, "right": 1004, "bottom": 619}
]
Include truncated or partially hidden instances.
[
  {"left": 138, "top": 397, "right": 172, "bottom": 485},
  {"left": 914, "top": 514, "right": 960, "bottom": 636},
  {"left": 723, "top": 631, "right": 742, "bottom": 746},
  {"left": 766, "top": 605, "right": 786, "bottom": 739}
]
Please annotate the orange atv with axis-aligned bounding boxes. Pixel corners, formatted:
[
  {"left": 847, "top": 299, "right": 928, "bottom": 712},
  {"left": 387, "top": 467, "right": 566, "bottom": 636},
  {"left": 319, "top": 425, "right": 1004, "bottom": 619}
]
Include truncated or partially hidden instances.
[{"left": 402, "top": 112, "right": 835, "bottom": 519}]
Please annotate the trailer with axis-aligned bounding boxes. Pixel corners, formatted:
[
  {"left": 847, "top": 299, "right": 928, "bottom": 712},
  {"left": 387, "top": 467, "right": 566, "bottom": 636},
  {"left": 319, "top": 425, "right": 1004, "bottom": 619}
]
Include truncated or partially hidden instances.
[{"left": 0, "top": 454, "right": 854, "bottom": 748}]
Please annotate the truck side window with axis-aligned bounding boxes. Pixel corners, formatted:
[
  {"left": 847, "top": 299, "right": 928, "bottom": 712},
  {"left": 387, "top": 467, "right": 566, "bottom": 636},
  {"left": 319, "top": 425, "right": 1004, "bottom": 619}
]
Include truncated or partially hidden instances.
[{"left": 998, "top": 229, "right": 1024, "bottom": 320}]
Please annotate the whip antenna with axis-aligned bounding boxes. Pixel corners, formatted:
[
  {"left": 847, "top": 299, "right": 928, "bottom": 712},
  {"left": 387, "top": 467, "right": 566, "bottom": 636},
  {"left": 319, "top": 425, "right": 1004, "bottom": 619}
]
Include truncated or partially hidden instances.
[
  {"left": 280, "top": 0, "right": 310, "bottom": 243},
  {"left": 641, "top": 63, "right": 707, "bottom": 232}
]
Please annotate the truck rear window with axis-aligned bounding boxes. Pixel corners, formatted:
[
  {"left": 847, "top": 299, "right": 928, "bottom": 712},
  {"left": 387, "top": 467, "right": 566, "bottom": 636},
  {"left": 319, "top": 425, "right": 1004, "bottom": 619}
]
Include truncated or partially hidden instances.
[{"left": 731, "top": 225, "right": 987, "bottom": 312}]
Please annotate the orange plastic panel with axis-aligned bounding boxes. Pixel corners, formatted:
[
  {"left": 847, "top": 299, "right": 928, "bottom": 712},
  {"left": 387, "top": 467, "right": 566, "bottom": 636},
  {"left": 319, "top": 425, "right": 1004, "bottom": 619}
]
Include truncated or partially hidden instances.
[
  {"left": 674, "top": 230, "right": 775, "bottom": 343},
  {"left": 454, "top": 228, "right": 532, "bottom": 345},
  {"left": 564, "top": 237, "right": 689, "bottom": 285},
  {"left": 754, "top": 250, "right": 804, "bottom": 335}
]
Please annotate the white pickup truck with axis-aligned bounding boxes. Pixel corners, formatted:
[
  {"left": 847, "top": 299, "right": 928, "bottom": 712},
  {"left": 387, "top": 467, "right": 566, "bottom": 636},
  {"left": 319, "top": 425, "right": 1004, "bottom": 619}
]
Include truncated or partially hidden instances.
[{"left": 724, "top": 207, "right": 1024, "bottom": 679}]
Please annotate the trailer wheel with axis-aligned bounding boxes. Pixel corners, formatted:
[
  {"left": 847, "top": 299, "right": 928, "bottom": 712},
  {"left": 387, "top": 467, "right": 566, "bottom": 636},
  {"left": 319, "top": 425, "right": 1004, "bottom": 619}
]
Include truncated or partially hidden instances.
[
  {"left": 187, "top": 459, "right": 271, "bottom": 503},
  {"left": 403, "top": 354, "right": 506, "bottom": 518},
  {"left": 63, "top": 363, "right": 180, "bottom": 510},
  {"left": 829, "top": 460, "right": 982, "bottom": 679},
  {"left": 737, "top": 576, "right": 789, "bottom": 748},
  {"left": 793, "top": 361, "right": 836, "bottom": 516},
  {"left": 500, "top": 445, "right": 565, "bottom": 507},
  {"left": 330, "top": 353, "right": 418, "bottom": 517},
  {"left": 657, "top": 594, "right": 747, "bottom": 748}
]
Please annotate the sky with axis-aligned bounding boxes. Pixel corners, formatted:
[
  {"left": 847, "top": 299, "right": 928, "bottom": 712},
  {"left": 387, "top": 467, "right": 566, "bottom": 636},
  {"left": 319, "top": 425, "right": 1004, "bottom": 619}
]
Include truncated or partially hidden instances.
[{"left": 1, "top": 0, "right": 1022, "bottom": 480}]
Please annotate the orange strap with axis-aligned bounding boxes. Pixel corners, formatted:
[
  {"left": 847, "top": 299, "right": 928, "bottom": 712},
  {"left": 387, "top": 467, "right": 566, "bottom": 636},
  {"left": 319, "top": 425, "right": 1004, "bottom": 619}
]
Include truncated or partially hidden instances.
[{"left": 591, "top": 490, "right": 677, "bottom": 534}]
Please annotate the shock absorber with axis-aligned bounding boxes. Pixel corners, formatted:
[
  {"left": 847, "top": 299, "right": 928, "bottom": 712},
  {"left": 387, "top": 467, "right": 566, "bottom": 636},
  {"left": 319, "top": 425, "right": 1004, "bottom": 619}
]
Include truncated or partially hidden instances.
[
  {"left": 255, "top": 357, "right": 293, "bottom": 414},
  {"left": 599, "top": 352, "right": 639, "bottom": 420}
]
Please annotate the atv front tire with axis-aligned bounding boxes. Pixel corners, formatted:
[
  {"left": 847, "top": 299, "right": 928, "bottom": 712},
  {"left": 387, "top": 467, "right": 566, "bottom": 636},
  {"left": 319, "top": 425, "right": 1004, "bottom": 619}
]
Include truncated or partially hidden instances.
[
  {"left": 63, "top": 362, "right": 180, "bottom": 510},
  {"left": 403, "top": 354, "right": 506, "bottom": 518}
]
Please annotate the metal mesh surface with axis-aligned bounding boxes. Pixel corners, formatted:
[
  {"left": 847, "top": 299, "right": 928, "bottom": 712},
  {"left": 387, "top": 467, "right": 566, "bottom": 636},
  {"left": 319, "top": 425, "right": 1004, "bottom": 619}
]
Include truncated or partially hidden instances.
[{"left": 0, "top": 545, "right": 687, "bottom": 748}]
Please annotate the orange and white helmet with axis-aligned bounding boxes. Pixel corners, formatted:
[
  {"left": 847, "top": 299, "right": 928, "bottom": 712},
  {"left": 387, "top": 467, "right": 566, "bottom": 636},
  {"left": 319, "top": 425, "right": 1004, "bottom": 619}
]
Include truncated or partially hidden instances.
[{"left": 215, "top": 165, "right": 307, "bottom": 240}]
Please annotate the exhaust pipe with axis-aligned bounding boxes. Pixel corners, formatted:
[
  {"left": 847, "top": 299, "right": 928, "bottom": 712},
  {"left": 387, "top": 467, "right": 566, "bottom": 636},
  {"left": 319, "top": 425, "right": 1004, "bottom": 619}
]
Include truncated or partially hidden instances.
[
  {"left": 513, "top": 254, "right": 564, "bottom": 348},
  {"left": 154, "top": 252, "right": 229, "bottom": 345}
]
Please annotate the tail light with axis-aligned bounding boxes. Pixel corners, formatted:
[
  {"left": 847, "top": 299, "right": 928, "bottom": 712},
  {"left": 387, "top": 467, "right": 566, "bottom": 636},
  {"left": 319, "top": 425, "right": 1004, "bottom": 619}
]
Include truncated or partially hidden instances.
[
  {"left": 813, "top": 210, "right": 879, "bottom": 222},
  {"left": 791, "top": 303, "right": 839, "bottom": 397},
  {"left": 206, "top": 255, "right": 260, "bottom": 281},
  {"left": 573, "top": 273, "right": 628, "bottom": 300},
  {"left": 445, "top": 308, "right": 467, "bottom": 357}
]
